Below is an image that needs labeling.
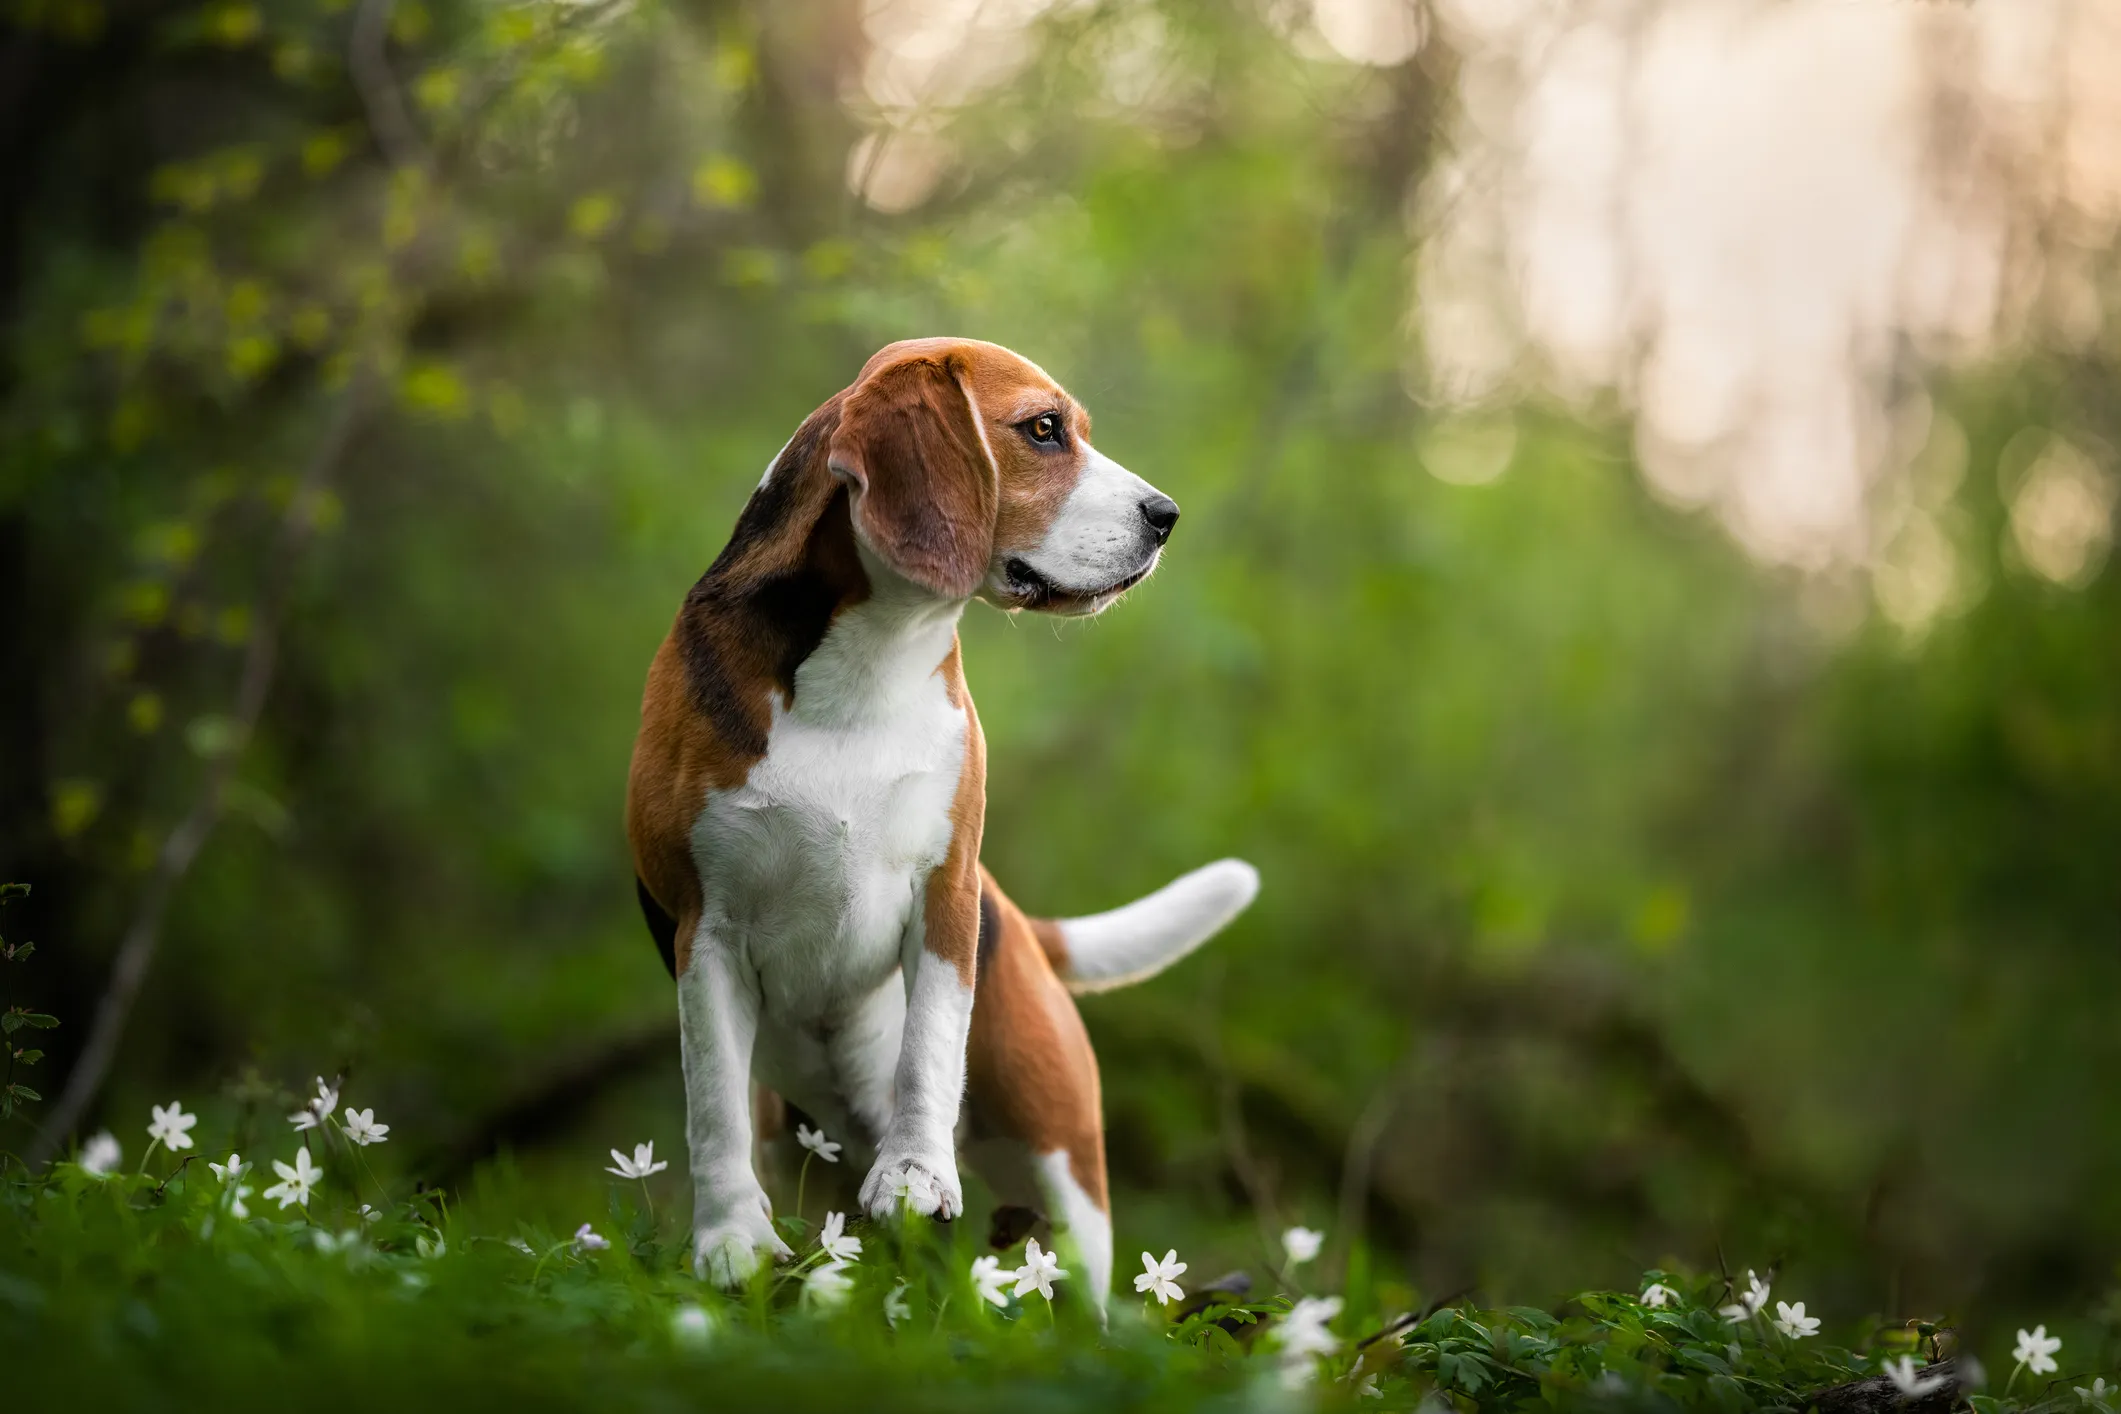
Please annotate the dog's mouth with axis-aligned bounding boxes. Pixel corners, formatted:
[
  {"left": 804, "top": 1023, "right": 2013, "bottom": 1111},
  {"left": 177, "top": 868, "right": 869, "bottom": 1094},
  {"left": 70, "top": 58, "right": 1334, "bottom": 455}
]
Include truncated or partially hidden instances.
[{"left": 1001, "top": 555, "right": 1156, "bottom": 616}]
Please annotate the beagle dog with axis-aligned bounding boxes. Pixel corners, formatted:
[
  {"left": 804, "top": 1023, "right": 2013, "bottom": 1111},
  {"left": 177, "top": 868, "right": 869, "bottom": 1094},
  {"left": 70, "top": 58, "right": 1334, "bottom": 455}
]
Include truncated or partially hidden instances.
[{"left": 625, "top": 337, "right": 1258, "bottom": 1308}]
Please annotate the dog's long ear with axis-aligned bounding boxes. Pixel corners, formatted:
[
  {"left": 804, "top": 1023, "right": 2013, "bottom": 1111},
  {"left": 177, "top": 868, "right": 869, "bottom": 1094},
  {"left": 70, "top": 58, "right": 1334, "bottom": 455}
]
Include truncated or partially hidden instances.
[{"left": 827, "top": 351, "right": 997, "bottom": 599}]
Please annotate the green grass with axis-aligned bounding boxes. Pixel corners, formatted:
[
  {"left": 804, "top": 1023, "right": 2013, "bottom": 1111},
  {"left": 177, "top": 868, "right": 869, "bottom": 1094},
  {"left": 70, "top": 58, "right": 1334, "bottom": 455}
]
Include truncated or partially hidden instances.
[{"left": 4, "top": 1111, "right": 2098, "bottom": 1414}]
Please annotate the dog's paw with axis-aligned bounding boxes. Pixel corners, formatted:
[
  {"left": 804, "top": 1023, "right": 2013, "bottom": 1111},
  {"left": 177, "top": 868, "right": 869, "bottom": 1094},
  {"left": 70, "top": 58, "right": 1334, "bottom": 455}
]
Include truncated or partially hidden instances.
[
  {"left": 859, "top": 1150, "right": 962, "bottom": 1222},
  {"left": 693, "top": 1207, "right": 793, "bottom": 1288}
]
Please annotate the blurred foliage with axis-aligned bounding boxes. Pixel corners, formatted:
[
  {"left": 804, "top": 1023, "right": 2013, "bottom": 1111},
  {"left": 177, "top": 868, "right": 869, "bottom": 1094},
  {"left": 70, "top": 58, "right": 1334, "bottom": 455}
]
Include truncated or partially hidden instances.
[{"left": 2, "top": 0, "right": 2119, "bottom": 1385}]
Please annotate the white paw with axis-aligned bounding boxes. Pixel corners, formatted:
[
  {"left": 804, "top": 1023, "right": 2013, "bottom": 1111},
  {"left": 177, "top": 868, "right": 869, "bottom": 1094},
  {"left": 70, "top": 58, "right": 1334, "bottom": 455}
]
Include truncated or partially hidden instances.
[
  {"left": 859, "top": 1150, "right": 962, "bottom": 1221},
  {"left": 693, "top": 1204, "right": 793, "bottom": 1288}
]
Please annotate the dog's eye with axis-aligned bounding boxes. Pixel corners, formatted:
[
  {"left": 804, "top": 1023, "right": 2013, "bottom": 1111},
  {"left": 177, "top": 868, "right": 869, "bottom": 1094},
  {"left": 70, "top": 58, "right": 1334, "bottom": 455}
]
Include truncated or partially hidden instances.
[{"left": 1021, "top": 413, "right": 1064, "bottom": 449}]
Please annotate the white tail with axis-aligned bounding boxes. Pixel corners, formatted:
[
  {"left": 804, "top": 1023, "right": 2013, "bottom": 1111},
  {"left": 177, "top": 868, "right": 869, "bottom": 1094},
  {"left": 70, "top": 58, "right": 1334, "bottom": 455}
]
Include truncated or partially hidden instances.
[{"left": 1051, "top": 858, "right": 1260, "bottom": 995}]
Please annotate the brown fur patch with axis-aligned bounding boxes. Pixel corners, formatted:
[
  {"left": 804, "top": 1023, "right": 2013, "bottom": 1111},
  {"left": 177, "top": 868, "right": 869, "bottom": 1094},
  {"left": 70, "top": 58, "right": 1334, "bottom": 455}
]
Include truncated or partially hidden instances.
[
  {"left": 966, "top": 868, "right": 1109, "bottom": 1210},
  {"left": 829, "top": 353, "right": 997, "bottom": 599},
  {"left": 920, "top": 640, "right": 986, "bottom": 988}
]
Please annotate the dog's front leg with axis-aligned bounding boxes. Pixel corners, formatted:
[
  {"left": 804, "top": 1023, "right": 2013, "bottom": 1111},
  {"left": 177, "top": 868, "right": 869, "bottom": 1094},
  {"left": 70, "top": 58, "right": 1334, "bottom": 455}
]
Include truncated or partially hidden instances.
[
  {"left": 679, "top": 924, "right": 791, "bottom": 1285},
  {"left": 859, "top": 866, "right": 980, "bottom": 1222}
]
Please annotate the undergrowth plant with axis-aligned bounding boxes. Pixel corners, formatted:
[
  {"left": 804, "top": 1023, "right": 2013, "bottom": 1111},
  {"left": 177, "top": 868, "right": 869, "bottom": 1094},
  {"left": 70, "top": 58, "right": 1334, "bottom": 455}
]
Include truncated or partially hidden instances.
[{"left": 2, "top": 1084, "right": 2114, "bottom": 1412}]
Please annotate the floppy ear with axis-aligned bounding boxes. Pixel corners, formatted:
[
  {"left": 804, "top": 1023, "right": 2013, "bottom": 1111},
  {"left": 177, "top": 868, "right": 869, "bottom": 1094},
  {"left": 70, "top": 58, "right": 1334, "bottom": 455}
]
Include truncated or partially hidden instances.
[{"left": 827, "top": 352, "right": 998, "bottom": 599}]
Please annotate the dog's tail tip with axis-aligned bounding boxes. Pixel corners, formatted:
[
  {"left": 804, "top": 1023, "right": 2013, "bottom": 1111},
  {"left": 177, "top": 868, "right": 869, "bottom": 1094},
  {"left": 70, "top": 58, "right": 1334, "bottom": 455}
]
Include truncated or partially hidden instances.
[{"left": 1049, "top": 857, "right": 1260, "bottom": 996}]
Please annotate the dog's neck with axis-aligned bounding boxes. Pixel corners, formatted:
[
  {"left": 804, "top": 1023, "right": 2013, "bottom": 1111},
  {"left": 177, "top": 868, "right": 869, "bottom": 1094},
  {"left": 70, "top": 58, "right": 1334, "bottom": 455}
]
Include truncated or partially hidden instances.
[{"left": 788, "top": 540, "right": 965, "bottom": 729}]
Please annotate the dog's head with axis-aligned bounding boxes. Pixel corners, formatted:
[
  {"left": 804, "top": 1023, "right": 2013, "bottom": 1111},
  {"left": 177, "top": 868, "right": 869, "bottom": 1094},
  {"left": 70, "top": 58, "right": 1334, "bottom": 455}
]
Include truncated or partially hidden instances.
[{"left": 825, "top": 337, "right": 1177, "bottom": 616}]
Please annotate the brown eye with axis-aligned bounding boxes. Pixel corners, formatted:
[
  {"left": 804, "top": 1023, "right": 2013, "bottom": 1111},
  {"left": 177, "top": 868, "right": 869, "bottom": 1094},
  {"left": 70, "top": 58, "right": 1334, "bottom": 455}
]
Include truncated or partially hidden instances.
[{"left": 1021, "top": 413, "right": 1064, "bottom": 449}]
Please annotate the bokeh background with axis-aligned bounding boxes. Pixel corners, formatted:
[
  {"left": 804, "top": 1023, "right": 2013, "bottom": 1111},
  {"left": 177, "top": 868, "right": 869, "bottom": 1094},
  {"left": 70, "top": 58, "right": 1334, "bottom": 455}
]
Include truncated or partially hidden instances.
[{"left": 5, "top": 0, "right": 2119, "bottom": 1340}]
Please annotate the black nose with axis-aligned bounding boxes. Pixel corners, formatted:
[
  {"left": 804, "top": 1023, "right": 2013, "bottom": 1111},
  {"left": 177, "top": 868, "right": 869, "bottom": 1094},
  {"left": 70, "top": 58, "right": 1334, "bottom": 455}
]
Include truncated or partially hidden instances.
[{"left": 1139, "top": 494, "right": 1180, "bottom": 543}]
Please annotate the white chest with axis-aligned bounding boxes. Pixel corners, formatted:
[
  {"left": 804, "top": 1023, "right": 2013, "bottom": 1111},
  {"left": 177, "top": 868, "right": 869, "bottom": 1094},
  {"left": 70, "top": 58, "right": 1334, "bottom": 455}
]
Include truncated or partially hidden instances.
[{"left": 689, "top": 598, "right": 968, "bottom": 1024}]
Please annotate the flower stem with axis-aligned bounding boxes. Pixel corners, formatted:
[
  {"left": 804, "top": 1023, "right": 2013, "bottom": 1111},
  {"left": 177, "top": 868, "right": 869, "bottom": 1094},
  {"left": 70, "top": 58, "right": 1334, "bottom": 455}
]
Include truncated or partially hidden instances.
[
  {"left": 638, "top": 1176, "right": 655, "bottom": 1228},
  {"left": 794, "top": 1151, "right": 813, "bottom": 1225},
  {"left": 137, "top": 1136, "right": 161, "bottom": 1174},
  {"left": 2006, "top": 1361, "right": 2026, "bottom": 1396}
]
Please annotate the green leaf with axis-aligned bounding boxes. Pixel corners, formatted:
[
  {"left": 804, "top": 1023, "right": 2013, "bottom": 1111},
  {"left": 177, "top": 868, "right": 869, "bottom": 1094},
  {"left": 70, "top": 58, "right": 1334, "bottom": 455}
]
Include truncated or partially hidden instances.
[
  {"left": 14, "top": 1048, "right": 43, "bottom": 1065},
  {"left": 21, "top": 1012, "right": 58, "bottom": 1029},
  {"left": 6, "top": 1083, "right": 41, "bottom": 1101}
]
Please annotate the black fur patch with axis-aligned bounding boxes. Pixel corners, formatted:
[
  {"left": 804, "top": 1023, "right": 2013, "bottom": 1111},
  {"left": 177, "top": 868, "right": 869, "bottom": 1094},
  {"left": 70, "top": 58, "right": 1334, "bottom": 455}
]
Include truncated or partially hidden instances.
[
  {"left": 677, "top": 406, "right": 862, "bottom": 755},
  {"left": 638, "top": 877, "right": 679, "bottom": 979}
]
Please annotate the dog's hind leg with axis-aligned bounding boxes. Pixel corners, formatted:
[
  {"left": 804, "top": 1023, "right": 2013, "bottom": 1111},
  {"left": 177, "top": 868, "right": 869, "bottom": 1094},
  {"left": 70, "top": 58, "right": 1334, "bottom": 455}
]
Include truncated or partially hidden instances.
[{"left": 966, "top": 873, "right": 1113, "bottom": 1318}]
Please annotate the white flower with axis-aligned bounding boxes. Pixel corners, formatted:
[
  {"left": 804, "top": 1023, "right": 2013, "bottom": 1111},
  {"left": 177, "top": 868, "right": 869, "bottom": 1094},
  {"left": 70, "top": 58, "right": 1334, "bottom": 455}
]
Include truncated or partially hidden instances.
[
  {"left": 1283, "top": 1225, "right": 1325, "bottom": 1267},
  {"left": 1275, "top": 1296, "right": 1343, "bottom": 1389},
  {"left": 359, "top": 1204, "right": 380, "bottom": 1224},
  {"left": 796, "top": 1123, "right": 841, "bottom": 1163},
  {"left": 147, "top": 1101, "right": 197, "bottom": 1151},
  {"left": 606, "top": 1141, "right": 668, "bottom": 1179},
  {"left": 970, "top": 1255, "right": 1012, "bottom": 1309},
  {"left": 1775, "top": 1301, "right": 1821, "bottom": 1339},
  {"left": 574, "top": 1223, "right": 610, "bottom": 1251},
  {"left": 818, "top": 1210, "right": 862, "bottom": 1263},
  {"left": 313, "top": 1228, "right": 361, "bottom": 1254},
  {"left": 2015, "top": 1326, "right": 2062, "bottom": 1377},
  {"left": 1134, "top": 1249, "right": 1188, "bottom": 1306},
  {"left": 1011, "top": 1237, "right": 1067, "bottom": 1301},
  {"left": 416, "top": 1233, "right": 446, "bottom": 1259},
  {"left": 262, "top": 1146, "right": 322, "bottom": 1209},
  {"left": 1354, "top": 1373, "right": 1383, "bottom": 1398},
  {"left": 208, "top": 1153, "right": 250, "bottom": 1183},
  {"left": 342, "top": 1108, "right": 390, "bottom": 1146},
  {"left": 804, "top": 1259, "right": 854, "bottom": 1309},
  {"left": 2075, "top": 1377, "right": 2111, "bottom": 1405},
  {"left": 1642, "top": 1283, "right": 1675, "bottom": 1308},
  {"left": 507, "top": 1237, "right": 534, "bottom": 1255},
  {"left": 312, "top": 1077, "right": 340, "bottom": 1115},
  {"left": 228, "top": 1183, "right": 252, "bottom": 1219},
  {"left": 289, "top": 1108, "right": 319, "bottom": 1131},
  {"left": 1884, "top": 1356, "right": 1950, "bottom": 1398},
  {"left": 885, "top": 1281, "right": 912, "bottom": 1328},
  {"left": 79, "top": 1131, "right": 121, "bottom": 1177},
  {"left": 672, "top": 1303, "right": 714, "bottom": 1345},
  {"left": 1277, "top": 1295, "right": 1343, "bottom": 1360},
  {"left": 1721, "top": 1270, "right": 1771, "bottom": 1321}
]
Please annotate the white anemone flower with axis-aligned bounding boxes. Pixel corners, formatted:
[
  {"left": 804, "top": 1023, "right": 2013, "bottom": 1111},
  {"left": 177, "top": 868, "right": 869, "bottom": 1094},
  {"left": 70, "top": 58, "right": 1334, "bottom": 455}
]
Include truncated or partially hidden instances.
[
  {"left": 970, "top": 1255, "right": 1012, "bottom": 1309},
  {"left": 2075, "top": 1377, "right": 2111, "bottom": 1406},
  {"left": 1641, "top": 1283, "right": 1676, "bottom": 1308},
  {"left": 804, "top": 1259, "right": 854, "bottom": 1309},
  {"left": 147, "top": 1101, "right": 197, "bottom": 1151},
  {"left": 1011, "top": 1237, "right": 1067, "bottom": 1301},
  {"left": 289, "top": 1108, "right": 319, "bottom": 1131},
  {"left": 671, "top": 1303, "right": 714, "bottom": 1345},
  {"left": 228, "top": 1183, "right": 253, "bottom": 1219},
  {"left": 1275, "top": 1295, "right": 1343, "bottom": 1388},
  {"left": 1774, "top": 1301, "right": 1821, "bottom": 1339},
  {"left": 2016, "top": 1326, "right": 2063, "bottom": 1377},
  {"left": 796, "top": 1123, "right": 841, "bottom": 1163},
  {"left": 818, "top": 1211, "right": 862, "bottom": 1263},
  {"left": 342, "top": 1108, "right": 389, "bottom": 1146},
  {"left": 1134, "top": 1249, "right": 1187, "bottom": 1306},
  {"left": 208, "top": 1153, "right": 249, "bottom": 1183},
  {"left": 1721, "top": 1270, "right": 1772, "bottom": 1321},
  {"left": 263, "top": 1146, "right": 322, "bottom": 1209},
  {"left": 885, "top": 1281, "right": 912, "bottom": 1328},
  {"left": 79, "top": 1130, "right": 121, "bottom": 1177},
  {"left": 1282, "top": 1226, "right": 1324, "bottom": 1267},
  {"left": 605, "top": 1141, "right": 668, "bottom": 1179},
  {"left": 1884, "top": 1356, "right": 1950, "bottom": 1398},
  {"left": 574, "top": 1223, "right": 610, "bottom": 1251}
]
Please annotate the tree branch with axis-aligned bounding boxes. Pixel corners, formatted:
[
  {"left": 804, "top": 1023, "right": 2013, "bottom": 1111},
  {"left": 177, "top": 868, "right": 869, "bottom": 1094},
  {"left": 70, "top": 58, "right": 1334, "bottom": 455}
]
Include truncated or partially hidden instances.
[{"left": 32, "top": 375, "right": 373, "bottom": 1164}]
